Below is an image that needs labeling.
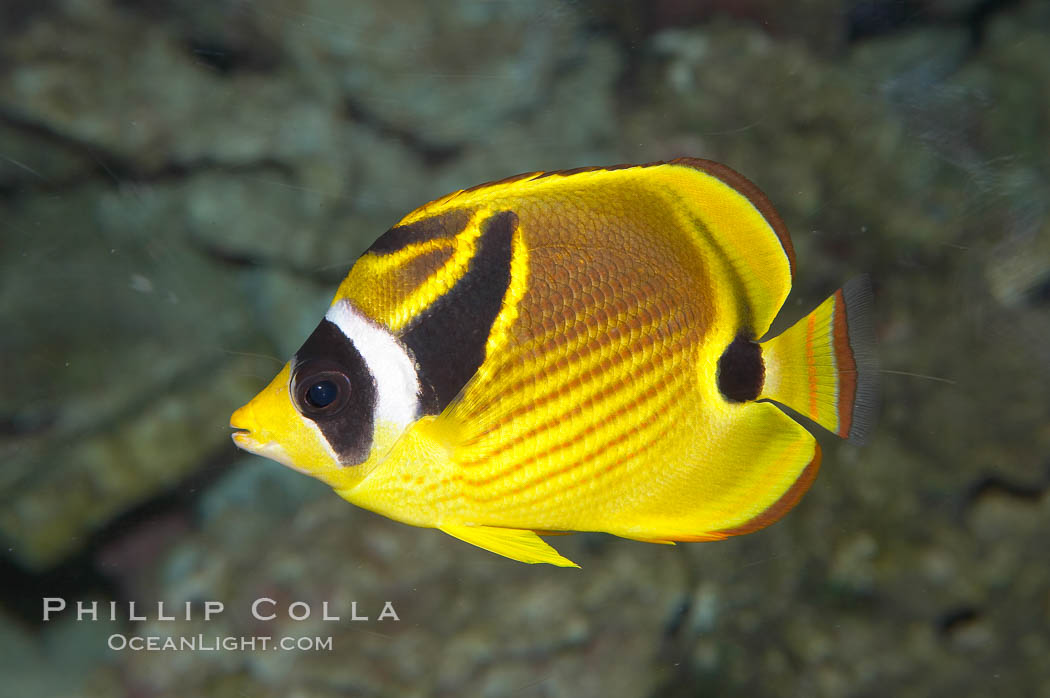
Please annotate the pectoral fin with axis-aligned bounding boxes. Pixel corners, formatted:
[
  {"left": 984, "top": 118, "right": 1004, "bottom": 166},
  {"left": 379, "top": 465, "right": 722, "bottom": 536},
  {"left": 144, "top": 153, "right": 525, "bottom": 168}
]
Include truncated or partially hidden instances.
[{"left": 438, "top": 524, "right": 580, "bottom": 567}]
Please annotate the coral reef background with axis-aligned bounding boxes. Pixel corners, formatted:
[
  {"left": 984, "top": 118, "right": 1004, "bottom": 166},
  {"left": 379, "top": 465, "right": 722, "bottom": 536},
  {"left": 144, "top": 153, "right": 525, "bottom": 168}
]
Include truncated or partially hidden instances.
[{"left": 1, "top": 1, "right": 1048, "bottom": 696}]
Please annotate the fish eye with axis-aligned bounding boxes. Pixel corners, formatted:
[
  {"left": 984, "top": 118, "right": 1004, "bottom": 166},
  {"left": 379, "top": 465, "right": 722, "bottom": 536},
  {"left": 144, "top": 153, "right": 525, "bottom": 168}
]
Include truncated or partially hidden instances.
[
  {"left": 307, "top": 380, "right": 339, "bottom": 408},
  {"left": 292, "top": 362, "right": 352, "bottom": 418}
]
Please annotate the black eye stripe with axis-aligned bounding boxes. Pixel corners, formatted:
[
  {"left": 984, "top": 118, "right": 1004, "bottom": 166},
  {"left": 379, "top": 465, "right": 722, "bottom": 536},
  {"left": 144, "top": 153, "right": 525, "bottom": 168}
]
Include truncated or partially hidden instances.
[{"left": 292, "top": 319, "right": 376, "bottom": 465}]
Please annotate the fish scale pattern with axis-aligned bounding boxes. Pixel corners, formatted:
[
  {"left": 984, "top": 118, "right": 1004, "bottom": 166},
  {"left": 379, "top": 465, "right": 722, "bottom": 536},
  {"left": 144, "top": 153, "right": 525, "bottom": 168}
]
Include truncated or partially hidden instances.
[{"left": 441, "top": 194, "right": 714, "bottom": 529}]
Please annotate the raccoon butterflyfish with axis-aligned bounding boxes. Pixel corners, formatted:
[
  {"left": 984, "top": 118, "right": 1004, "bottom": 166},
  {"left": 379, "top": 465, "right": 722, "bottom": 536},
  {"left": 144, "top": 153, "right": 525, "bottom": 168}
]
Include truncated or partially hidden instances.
[{"left": 230, "top": 158, "right": 877, "bottom": 567}]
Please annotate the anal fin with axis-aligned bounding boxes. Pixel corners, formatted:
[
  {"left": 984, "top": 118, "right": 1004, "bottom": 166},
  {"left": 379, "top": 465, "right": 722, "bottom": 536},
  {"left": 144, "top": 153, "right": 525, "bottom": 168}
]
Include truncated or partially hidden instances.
[
  {"left": 438, "top": 524, "right": 579, "bottom": 567},
  {"left": 619, "top": 537, "right": 677, "bottom": 546}
]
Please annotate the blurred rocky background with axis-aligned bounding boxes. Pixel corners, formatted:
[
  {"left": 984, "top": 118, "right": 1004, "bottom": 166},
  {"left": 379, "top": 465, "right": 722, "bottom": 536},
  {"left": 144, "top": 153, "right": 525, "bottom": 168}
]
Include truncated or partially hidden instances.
[{"left": 1, "top": 0, "right": 1048, "bottom": 696}]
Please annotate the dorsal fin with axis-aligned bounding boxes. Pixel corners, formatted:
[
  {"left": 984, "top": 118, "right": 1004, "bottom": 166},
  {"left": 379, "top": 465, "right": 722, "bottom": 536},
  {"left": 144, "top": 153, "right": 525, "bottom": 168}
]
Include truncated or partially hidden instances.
[
  {"left": 389, "top": 159, "right": 794, "bottom": 338},
  {"left": 668, "top": 157, "right": 796, "bottom": 279}
]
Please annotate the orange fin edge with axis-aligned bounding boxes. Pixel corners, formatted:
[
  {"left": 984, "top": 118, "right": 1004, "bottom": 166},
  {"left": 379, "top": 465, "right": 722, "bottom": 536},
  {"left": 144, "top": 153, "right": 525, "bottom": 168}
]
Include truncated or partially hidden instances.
[{"left": 710, "top": 441, "right": 823, "bottom": 538}]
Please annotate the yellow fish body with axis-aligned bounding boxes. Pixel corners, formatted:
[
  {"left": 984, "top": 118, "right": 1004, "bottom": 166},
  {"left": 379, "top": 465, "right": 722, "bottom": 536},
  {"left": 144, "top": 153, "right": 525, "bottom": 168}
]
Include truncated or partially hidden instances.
[{"left": 231, "top": 158, "right": 876, "bottom": 567}]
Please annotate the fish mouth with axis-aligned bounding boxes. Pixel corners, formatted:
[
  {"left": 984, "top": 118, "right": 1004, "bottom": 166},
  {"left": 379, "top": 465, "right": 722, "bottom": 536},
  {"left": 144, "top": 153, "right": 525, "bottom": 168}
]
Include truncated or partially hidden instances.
[
  {"left": 230, "top": 403, "right": 258, "bottom": 450},
  {"left": 230, "top": 428, "right": 255, "bottom": 449},
  {"left": 228, "top": 415, "right": 302, "bottom": 470},
  {"left": 229, "top": 414, "right": 259, "bottom": 452}
]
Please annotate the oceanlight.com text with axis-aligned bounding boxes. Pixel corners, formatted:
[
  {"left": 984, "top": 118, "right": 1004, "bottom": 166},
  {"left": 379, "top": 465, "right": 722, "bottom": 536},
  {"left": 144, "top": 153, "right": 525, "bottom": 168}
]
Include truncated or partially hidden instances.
[{"left": 108, "top": 633, "right": 334, "bottom": 652}]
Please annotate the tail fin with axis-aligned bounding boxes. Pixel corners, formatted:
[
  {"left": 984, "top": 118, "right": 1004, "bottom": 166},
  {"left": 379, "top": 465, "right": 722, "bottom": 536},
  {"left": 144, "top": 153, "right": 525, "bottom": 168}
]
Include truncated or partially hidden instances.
[{"left": 759, "top": 276, "right": 878, "bottom": 444}]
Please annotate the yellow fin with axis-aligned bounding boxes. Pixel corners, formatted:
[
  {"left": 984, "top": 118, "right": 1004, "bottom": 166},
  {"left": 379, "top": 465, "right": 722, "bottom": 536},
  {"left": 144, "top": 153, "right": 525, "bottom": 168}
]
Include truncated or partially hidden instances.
[
  {"left": 760, "top": 276, "right": 878, "bottom": 443},
  {"left": 620, "top": 537, "right": 677, "bottom": 546},
  {"left": 438, "top": 524, "right": 580, "bottom": 567}
]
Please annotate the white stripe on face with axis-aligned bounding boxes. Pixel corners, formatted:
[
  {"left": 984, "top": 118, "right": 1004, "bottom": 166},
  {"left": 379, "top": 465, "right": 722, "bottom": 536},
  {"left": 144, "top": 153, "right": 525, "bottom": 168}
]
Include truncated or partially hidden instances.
[{"left": 325, "top": 300, "right": 421, "bottom": 432}]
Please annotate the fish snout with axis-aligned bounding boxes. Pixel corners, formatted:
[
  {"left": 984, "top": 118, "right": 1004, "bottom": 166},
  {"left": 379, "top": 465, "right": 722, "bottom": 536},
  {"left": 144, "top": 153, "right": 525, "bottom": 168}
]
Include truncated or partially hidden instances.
[{"left": 230, "top": 403, "right": 259, "bottom": 450}]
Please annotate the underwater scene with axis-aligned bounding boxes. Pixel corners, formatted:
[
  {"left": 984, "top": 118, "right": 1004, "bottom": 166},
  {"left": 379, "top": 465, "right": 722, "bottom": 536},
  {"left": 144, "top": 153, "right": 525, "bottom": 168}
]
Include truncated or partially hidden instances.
[{"left": 2, "top": 1, "right": 1048, "bottom": 696}]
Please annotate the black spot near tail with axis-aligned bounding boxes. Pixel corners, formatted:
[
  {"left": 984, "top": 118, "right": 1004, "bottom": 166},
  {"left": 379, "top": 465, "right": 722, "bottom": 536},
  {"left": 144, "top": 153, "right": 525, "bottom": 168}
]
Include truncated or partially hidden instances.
[{"left": 717, "top": 334, "right": 764, "bottom": 403}]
